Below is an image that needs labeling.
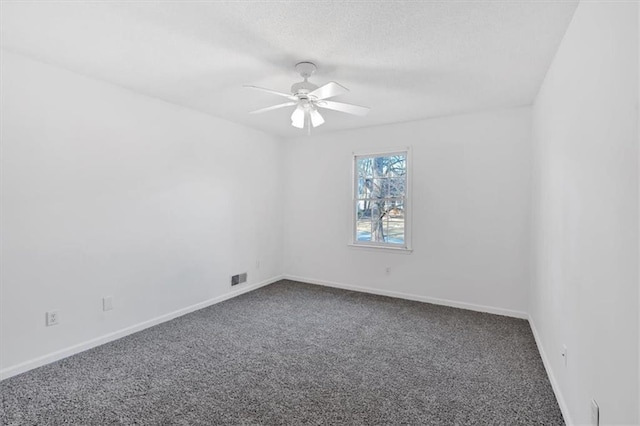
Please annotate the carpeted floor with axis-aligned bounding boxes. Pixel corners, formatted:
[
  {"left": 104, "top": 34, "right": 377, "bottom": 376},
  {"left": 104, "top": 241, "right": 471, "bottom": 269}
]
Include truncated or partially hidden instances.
[{"left": 1, "top": 280, "right": 563, "bottom": 425}]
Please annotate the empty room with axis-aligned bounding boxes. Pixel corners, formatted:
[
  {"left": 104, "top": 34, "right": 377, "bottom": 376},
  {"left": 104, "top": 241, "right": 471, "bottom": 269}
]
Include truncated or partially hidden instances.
[{"left": 1, "top": 1, "right": 639, "bottom": 425}]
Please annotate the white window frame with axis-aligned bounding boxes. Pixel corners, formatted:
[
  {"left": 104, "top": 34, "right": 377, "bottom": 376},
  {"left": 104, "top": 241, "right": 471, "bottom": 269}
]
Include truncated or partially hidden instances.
[{"left": 349, "top": 148, "right": 412, "bottom": 253}]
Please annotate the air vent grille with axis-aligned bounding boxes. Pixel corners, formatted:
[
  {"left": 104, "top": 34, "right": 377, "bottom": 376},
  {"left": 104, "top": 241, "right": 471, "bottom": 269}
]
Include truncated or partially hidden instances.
[{"left": 231, "top": 273, "right": 247, "bottom": 286}]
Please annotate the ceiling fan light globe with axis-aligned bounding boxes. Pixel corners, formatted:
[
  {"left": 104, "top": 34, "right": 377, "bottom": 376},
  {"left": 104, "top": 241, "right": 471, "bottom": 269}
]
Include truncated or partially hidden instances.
[
  {"left": 291, "top": 106, "right": 305, "bottom": 128},
  {"left": 309, "top": 108, "right": 325, "bottom": 127}
]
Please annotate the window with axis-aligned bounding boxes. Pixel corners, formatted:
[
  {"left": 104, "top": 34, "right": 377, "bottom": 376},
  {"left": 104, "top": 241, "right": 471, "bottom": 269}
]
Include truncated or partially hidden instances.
[{"left": 352, "top": 150, "right": 410, "bottom": 250}]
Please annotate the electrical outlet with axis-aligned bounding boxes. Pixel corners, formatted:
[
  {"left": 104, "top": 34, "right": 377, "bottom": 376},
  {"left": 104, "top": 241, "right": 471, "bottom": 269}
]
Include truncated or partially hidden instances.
[
  {"left": 46, "top": 311, "right": 60, "bottom": 326},
  {"left": 590, "top": 399, "right": 599, "bottom": 426},
  {"left": 103, "top": 296, "right": 114, "bottom": 311},
  {"left": 561, "top": 345, "right": 567, "bottom": 367}
]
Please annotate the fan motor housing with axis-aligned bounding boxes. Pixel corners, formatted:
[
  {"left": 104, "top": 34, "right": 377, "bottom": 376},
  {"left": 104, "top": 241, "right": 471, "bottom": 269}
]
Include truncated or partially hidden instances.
[{"left": 291, "top": 80, "right": 319, "bottom": 96}]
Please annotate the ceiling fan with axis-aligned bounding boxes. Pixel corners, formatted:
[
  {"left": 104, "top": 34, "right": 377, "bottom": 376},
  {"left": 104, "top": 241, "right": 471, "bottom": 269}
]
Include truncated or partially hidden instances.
[{"left": 244, "top": 62, "right": 370, "bottom": 132}]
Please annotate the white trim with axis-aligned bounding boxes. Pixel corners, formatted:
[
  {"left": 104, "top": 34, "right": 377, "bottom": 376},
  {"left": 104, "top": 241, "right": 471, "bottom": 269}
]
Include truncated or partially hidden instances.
[
  {"left": 347, "top": 243, "right": 413, "bottom": 254},
  {"left": 352, "top": 147, "right": 411, "bottom": 157},
  {"left": 0, "top": 275, "right": 283, "bottom": 381},
  {"left": 528, "top": 314, "right": 572, "bottom": 425},
  {"left": 282, "top": 274, "right": 528, "bottom": 319}
]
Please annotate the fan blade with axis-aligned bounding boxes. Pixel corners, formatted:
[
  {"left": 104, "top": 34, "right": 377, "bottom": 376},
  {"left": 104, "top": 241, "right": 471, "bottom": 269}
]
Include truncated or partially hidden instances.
[
  {"left": 243, "top": 85, "right": 297, "bottom": 100},
  {"left": 250, "top": 102, "right": 297, "bottom": 114},
  {"left": 317, "top": 100, "right": 370, "bottom": 116},
  {"left": 309, "top": 108, "right": 325, "bottom": 127},
  {"left": 291, "top": 106, "right": 305, "bottom": 129},
  {"left": 309, "top": 81, "right": 349, "bottom": 100}
]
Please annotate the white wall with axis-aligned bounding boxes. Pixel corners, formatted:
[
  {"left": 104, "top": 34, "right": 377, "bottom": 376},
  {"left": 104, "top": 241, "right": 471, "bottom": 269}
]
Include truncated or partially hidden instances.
[
  {"left": 282, "top": 107, "right": 532, "bottom": 317},
  {"left": 530, "top": 2, "right": 639, "bottom": 424},
  {"left": 0, "top": 51, "right": 284, "bottom": 377},
  {"left": 3, "top": 9, "right": 638, "bottom": 422}
]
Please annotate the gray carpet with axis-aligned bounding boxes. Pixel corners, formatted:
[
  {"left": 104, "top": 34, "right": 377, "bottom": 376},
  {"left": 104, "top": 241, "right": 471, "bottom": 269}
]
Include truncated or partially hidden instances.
[{"left": 1, "top": 280, "right": 563, "bottom": 425}]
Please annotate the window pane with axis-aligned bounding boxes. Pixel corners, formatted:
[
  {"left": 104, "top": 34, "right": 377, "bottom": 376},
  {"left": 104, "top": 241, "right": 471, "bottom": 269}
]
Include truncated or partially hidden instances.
[
  {"left": 358, "top": 200, "right": 405, "bottom": 244},
  {"left": 388, "top": 155, "right": 406, "bottom": 176},
  {"left": 356, "top": 201, "right": 369, "bottom": 219},
  {"left": 387, "top": 211, "right": 405, "bottom": 244},
  {"left": 372, "top": 178, "right": 386, "bottom": 198},
  {"left": 389, "top": 178, "right": 405, "bottom": 197},
  {"left": 357, "top": 158, "right": 373, "bottom": 177},
  {"left": 356, "top": 216, "right": 371, "bottom": 242},
  {"left": 383, "top": 200, "right": 404, "bottom": 244},
  {"left": 356, "top": 202, "right": 372, "bottom": 242},
  {"left": 354, "top": 152, "right": 407, "bottom": 247},
  {"left": 357, "top": 177, "right": 370, "bottom": 198},
  {"left": 356, "top": 220, "right": 372, "bottom": 242},
  {"left": 369, "top": 200, "right": 386, "bottom": 242},
  {"left": 387, "top": 202, "right": 404, "bottom": 218}
]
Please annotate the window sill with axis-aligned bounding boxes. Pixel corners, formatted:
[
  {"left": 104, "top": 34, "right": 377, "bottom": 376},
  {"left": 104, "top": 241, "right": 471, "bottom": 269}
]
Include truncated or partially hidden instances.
[{"left": 347, "top": 243, "right": 413, "bottom": 254}]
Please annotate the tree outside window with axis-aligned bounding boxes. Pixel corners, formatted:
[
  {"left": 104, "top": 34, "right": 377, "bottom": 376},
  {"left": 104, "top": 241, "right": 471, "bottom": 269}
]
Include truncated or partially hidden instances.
[{"left": 353, "top": 151, "right": 408, "bottom": 248}]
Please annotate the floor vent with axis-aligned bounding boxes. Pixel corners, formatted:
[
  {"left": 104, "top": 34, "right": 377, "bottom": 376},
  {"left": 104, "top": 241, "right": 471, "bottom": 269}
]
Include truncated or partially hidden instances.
[{"left": 231, "top": 273, "right": 247, "bottom": 286}]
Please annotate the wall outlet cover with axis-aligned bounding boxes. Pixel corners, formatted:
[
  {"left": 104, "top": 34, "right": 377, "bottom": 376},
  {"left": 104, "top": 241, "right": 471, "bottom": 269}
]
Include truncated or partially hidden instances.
[
  {"left": 103, "top": 296, "right": 114, "bottom": 311},
  {"left": 46, "top": 311, "right": 60, "bottom": 326}
]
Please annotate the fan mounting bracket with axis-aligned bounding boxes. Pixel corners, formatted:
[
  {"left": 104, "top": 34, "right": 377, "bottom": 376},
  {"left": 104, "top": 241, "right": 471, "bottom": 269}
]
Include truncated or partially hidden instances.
[{"left": 295, "top": 62, "right": 317, "bottom": 79}]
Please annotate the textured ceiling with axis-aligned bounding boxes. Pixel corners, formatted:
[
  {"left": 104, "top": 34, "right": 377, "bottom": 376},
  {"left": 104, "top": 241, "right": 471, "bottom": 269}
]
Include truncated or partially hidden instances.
[{"left": 1, "top": 1, "right": 578, "bottom": 138}]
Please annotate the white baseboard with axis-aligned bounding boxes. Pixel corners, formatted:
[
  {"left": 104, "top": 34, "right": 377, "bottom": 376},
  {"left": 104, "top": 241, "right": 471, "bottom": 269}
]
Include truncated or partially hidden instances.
[
  {"left": 528, "top": 315, "right": 572, "bottom": 425},
  {"left": 4, "top": 275, "right": 568, "bottom": 423},
  {"left": 0, "top": 275, "right": 283, "bottom": 381},
  {"left": 282, "top": 274, "right": 529, "bottom": 319}
]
